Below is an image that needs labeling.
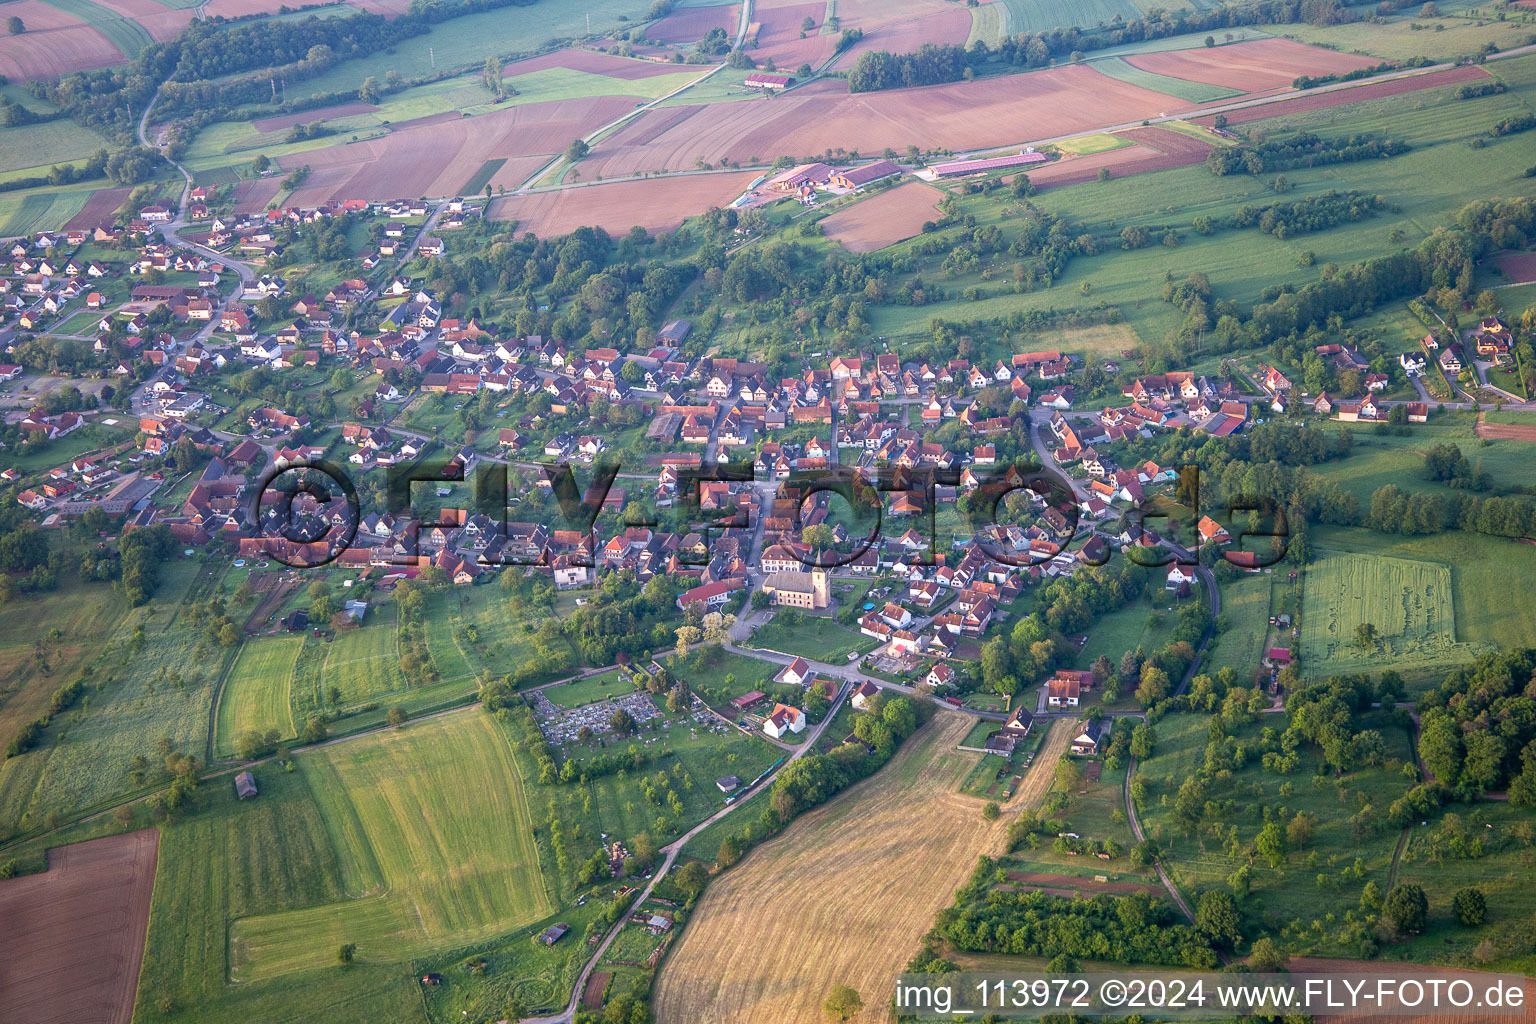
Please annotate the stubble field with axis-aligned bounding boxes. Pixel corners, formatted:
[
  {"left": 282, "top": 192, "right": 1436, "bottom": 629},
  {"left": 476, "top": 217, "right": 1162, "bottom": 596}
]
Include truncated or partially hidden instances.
[
  {"left": 820, "top": 180, "right": 945, "bottom": 252},
  {"left": 652, "top": 714, "right": 1069, "bottom": 1024}
]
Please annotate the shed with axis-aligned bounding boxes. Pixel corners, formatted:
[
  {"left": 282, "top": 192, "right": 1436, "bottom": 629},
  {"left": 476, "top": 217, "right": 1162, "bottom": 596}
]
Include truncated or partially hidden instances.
[
  {"left": 421, "top": 973, "right": 442, "bottom": 986},
  {"left": 234, "top": 771, "right": 258, "bottom": 800},
  {"left": 540, "top": 923, "right": 570, "bottom": 945},
  {"left": 715, "top": 776, "right": 741, "bottom": 793}
]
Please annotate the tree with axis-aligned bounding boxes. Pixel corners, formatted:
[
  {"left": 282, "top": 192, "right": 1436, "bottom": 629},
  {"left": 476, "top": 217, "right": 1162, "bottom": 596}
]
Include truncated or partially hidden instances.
[
  {"left": 386, "top": 705, "right": 408, "bottom": 727},
  {"left": 1354, "top": 622, "right": 1379, "bottom": 651},
  {"left": 301, "top": 715, "right": 328, "bottom": 744},
  {"left": 982, "top": 801, "right": 1000, "bottom": 820},
  {"left": 1204, "top": 34, "right": 1216, "bottom": 47},
  {"left": 675, "top": 859, "right": 709, "bottom": 898},
  {"left": 234, "top": 729, "right": 278, "bottom": 760},
  {"left": 1256, "top": 820, "right": 1287, "bottom": 867},
  {"left": 337, "top": 942, "right": 356, "bottom": 966},
  {"left": 565, "top": 138, "right": 590, "bottom": 163},
  {"left": 1383, "top": 884, "right": 1428, "bottom": 934},
  {"left": 1453, "top": 887, "right": 1486, "bottom": 927},
  {"left": 1196, "top": 890, "right": 1242, "bottom": 948},
  {"left": 7, "top": 15, "right": 23, "bottom": 33},
  {"left": 358, "top": 75, "right": 380, "bottom": 104},
  {"left": 823, "top": 984, "right": 863, "bottom": 1021},
  {"left": 609, "top": 707, "right": 636, "bottom": 735},
  {"left": 1248, "top": 936, "right": 1288, "bottom": 971}
]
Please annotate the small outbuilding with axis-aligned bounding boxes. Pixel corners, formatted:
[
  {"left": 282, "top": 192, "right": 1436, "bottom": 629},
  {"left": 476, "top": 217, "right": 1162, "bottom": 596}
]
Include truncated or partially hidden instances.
[
  {"left": 234, "top": 771, "right": 258, "bottom": 800},
  {"left": 540, "top": 923, "right": 570, "bottom": 946},
  {"left": 715, "top": 776, "right": 741, "bottom": 794},
  {"left": 421, "top": 973, "right": 442, "bottom": 986}
]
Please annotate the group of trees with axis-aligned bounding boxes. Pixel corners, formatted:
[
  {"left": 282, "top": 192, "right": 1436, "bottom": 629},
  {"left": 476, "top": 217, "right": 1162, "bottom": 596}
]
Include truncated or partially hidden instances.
[
  {"left": 1418, "top": 648, "right": 1536, "bottom": 802},
  {"left": 1208, "top": 131, "right": 1410, "bottom": 177},
  {"left": 845, "top": 43, "right": 970, "bottom": 92}
]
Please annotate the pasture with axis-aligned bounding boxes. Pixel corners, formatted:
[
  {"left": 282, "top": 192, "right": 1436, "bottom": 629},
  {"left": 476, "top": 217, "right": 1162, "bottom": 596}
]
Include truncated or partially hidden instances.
[
  {"left": 0, "top": 117, "right": 110, "bottom": 175},
  {"left": 212, "top": 636, "right": 302, "bottom": 758},
  {"left": 1133, "top": 711, "right": 1416, "bottom": 953},
  {"left": 653, "top": 714, "right": 1068, "bottom": 1024},
  {"left": 974, "top": 0, "right": 1144, "bottom": 43},
  {"left": 228, "top": 711, "right": 551, "bottom": 980},
  {"left": 1280, "top": 1, "right": 1536, "bottom": 61},
  {"left": 1206, "top": 574, "right": 1273, "bottom": 683},
  {"left": 1300, "top": 552, "right": 1466, "bottom": 682},
  {"left": 0, "top": 830, "right": 158, "bottom": 1024}
]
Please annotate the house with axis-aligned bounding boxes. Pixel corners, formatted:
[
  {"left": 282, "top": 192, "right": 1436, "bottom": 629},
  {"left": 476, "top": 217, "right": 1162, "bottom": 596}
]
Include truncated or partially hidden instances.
[
  {"left": 233, "top": 771, "right": 258, "bottom": 800},
  {"left": 1165, "top": 563, "right": 1197, "bottom": 592},
  {"left": 1196, "top": 515, "right": 1230, "bottom": 546},
  {"left": 850, "top": 681, "right": 881, "bottom": 710},
  {"left": 762, "top": 703, "right": 806, "bottom": 739},
  {"left": 1399, "top": 351, "right": 1426, "bottom": 374},
  {"left": 1439, "top": 348, "right": 1462, "bottom": 374},
  {"left": 1048, "top": 674, "right": 1081, "bottom": 708},
  {"left": 775, "top": 656, "right": 816, "bottom": 688},
  {"left": 1070, "top": 718, "right": 1105, "bottom": 756}
]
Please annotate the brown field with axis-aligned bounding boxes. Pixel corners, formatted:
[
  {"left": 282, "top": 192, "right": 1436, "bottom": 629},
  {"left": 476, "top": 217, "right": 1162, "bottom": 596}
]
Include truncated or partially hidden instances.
[
  {"left": 1126, "top": 38, "right": 1381, "bottom": 93},
  {"left": 277, "top": 95, "right": 634, "bottom": 203},
  {"left": 0, "top": 830, "right": 159, "bottom": 1024},
  {"left": 648, "top": 4, "right": 739, "bottom": 44},
  {"left": 652, "top": 715, "right": 1070, "bottom": 1024},
  {"left": 501, "top": 48, "right": 689, "bottom": 80},
  {"left": 0, "top": 2, "right": 123, "bottom": 82},
  {"left": 232, "top": 176, "right": 282, "bottom": 213},
  {"left": 489, "top": 170, "right": 756, "bottom": 238},
  {"left": 344, "top": 0, "right": 414, "bottom": 15},
  {"left": 1494, "top": 250, "right": 1536, "bottom": 285},
  {"left": 252, "top": 102, "right": 380, "bottom": 133},
  {"left": 65, "top": 187, "right": 131, "bottom": 230},
  {"left": 829, "top": 0, "right": 974, "bottom": 69},
  {"left": 749, "top": 1, "right": 836, "bottom": 70},
  {"left": 582, "top": 970, "right": 611, "bottom": 1011},
  {"left": 586, "top": 66, "right": 1192, "bottom": 178},
  {"left": 821, "top": 181, "right": 944, "bottom": 253},
  {"left": 1475, "top": 417, "right": 1536, "bottom": 442},
  {"left": 1032, "top": 125, "right": 1212, "bottom": 190},
  {"left": 1195, "top": 64, "right": 1490, "bottom": 126}
]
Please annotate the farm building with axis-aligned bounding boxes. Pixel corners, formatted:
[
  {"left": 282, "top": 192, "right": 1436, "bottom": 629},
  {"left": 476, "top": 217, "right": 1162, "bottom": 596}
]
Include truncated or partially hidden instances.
[
  {"left": 234, "top": 771, "right": 258, "bottom": 800},
  {"left": 766, "top": 163, "right": 834, "bottom": 193},
  {"left": 657, "top": 319, "right": 691, "bottom": 344},
  {"left": 421, "top": 973, "right": 443, "bottom": 986},
  {"left": 715, "top": 775, "right": 741, "bottom": 793},
  {"left": 744, "top": 72, "right": 795, "bottom": 91},
  {"left": 730, "top": 690, "right": 766, "bottom": 711},
  {"left": 541, "top": 923, "right": 570, "bottom": 945},
  {"left": 930, "top": 151, "right": 1047, "bottom": 178},
  {"left": 829, "top": 160, "right": 901, "bottom": 189}
]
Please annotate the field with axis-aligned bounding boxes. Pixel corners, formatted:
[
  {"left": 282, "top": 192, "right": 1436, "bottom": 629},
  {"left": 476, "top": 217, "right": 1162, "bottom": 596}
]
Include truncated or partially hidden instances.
[
  {"left": 227, "top": 711, "right": 551, "bottom": 980},
  {"left": 975, "top": 0, "right": 1142, "bottom": 42},
  {"left": 0, "top": 117, "right": 111, "bottom": 175},
  {"left": 42, "top": 0, "right": 155, "bottom": 57},
  {"left": 648, "top": 2, "right": 738, "bottom": 44},
  {"left": 824, "top": 0, "right": 975, "bottom": 70},
  {"left": 1124, "top": 37, "right": 1381, "bottom": 93},
  {"left": 0, "top": 830, "right": 158, "bottom": 1024},
  {"left": 0, "top": 185, "right": 94, "bottom": 235},
  {"left": 1280, "top": 1, "right": 1536, "bottom": 62},
  {"left": 583, "top": 65, "right": 1193, "bottom": 179},
  {"left": 820, "top": 181, "right": 945, "bottom": 253},
  {"left": 1134, "top": 711, "right": 1416, "bottom": 951},
  {"left": 213, "top": 636, "right": 303, "bottom": 758},
  {"left": 0, "top": 0, "right": 124, "bottom": 81},
  {"left": 490, "top": 171, "right": 756, "bottom": 237},
  {"left": 747, "top": 611, "right": 880, "bottom": 661},
  {"left": 1494, "top": 249, "right": 1536, "bottom": 286},
  {"left": 1206, "top": 574, "right": 1273, "bottom": 683},
  {"left": 1092, "top": 56, "right": 1243, "bottom": 104},
  {"left": 1300, "top": 552, "right": 1471, "bottom": 682},
  {"left": 653, "top": 714, "right": 1069, "bottom": 1024},
  {"left": 1194, "top": 64, "right": 1492, "bottom": 126},
  {"left": 1026, "top": 125, "right": 1213, "bottom": 191}
]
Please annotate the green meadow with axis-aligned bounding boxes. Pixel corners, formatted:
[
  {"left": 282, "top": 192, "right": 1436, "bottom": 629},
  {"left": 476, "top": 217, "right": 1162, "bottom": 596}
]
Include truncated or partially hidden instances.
[{"left": 213, "top": 637, "right": 303, "bottom": 758}]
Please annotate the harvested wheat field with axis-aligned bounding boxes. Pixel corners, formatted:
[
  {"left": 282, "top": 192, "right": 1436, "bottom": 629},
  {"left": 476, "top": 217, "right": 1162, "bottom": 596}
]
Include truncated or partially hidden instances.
[
  {"left": 648, "top": 4, "right": 739, "bottom": 44},
  {"left": 587, "top": 66, "right": 1189, "bottom": 179},
  {"left": 491, "top": 171, "right": 757, "bottom": 238},
  {"left": 277, "top": 95, "right": 634, "bottom": 204},
  {"left": 1195, "top": 65, "right": 1490, "bottom": 126},
  {"left": 1125, "top": 38, "right": 1380, "bottom": 93},
  {"left": 86, "top": 0, "right": 193, "bottom": 41},
  {"left": 653, "top": 715, "right": 1069, "bottom": 1024},
  {"left": 0, "top": 2, "right": 123, "bottom": 81},
  {"left": 0, "top": 829, "right": 159, "bottom": 1024},
  {"left": 821, "top": 181, "right": 944, "bottom": 253}
]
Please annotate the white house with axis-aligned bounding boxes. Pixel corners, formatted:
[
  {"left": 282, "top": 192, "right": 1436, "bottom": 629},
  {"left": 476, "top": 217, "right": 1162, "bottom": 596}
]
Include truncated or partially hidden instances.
[
  {"left": 1165, "top": 563, "right": 1197, "bottom": 591},
  {"left": 850, "top": 681, "right": 881, "bottom": 710},
  {"left": 762, "top": 704, "right": 806, "bottom": 739}
]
